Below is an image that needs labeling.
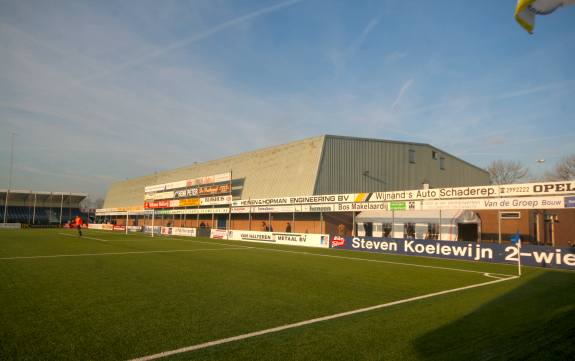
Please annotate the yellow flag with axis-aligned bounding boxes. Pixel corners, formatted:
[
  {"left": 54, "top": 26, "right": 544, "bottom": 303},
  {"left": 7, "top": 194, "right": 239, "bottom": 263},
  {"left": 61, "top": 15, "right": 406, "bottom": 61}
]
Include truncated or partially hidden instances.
[{"left": 515, "top": 0, "right": 575, "bottom": 34}]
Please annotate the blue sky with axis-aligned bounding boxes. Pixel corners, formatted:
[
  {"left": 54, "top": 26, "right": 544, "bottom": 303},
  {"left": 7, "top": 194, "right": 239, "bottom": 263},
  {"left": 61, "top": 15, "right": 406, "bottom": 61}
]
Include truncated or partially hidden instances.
[{"left": 1, "top": 0, "right": 574, "bottom": 199}]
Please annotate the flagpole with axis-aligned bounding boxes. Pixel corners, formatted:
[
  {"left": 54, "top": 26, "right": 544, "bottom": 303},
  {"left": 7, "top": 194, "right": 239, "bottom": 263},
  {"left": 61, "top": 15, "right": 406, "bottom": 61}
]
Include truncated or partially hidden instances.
[
  {"left": 518, "top": 237, "right": 522, "bottom": 276},
  {"left": 510, "top": 231, "right": 522, "bottom": 277}
]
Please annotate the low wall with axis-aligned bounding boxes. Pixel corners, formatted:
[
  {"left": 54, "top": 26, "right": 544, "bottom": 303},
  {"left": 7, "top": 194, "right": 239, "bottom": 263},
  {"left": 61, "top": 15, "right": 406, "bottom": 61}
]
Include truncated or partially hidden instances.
[{"left": 0, "top": 223, "right": 21, "bottom": 229}]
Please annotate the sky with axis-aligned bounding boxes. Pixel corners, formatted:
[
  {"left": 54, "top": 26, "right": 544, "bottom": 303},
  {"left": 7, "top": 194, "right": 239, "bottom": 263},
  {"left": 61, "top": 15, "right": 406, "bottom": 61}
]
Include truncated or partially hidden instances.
[{"left": 1, "top": 0, "right": 574, "bottom": 200}]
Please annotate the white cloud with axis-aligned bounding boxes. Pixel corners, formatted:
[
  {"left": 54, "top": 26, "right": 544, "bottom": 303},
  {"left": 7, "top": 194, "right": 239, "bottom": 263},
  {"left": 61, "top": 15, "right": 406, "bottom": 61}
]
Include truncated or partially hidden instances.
[{"left": 391, "top": 79, "right": 414, "bottom": 111}]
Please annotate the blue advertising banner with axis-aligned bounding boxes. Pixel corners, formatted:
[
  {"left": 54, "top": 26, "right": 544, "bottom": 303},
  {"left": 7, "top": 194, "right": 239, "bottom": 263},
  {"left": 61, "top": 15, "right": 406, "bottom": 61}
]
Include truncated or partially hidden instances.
[{"left": 330, "top": 236, "right": 575, "bottom": 270}]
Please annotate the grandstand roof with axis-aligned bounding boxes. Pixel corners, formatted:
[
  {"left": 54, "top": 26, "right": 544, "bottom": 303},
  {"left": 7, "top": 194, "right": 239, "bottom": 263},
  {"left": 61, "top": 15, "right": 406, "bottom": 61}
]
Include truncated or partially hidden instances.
[
  {"left": 1, "top": 189, "right": 87, "bottom": 207},
  {"left": 103, "top": 135, "right": 490, "bottom": 210}
]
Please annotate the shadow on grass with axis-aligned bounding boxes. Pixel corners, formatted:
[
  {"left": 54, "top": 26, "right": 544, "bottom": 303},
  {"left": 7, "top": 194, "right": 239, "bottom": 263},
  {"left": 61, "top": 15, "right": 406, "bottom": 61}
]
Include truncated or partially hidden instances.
[{"left": 414, "top": 271, "right": 575, "bottom": 360}]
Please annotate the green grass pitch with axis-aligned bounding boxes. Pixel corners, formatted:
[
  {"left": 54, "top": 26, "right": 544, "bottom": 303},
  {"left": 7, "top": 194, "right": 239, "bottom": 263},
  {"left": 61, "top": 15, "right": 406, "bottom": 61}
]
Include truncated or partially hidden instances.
[{"left": 1, "top": 229, "right": 573, "bottom": 360}]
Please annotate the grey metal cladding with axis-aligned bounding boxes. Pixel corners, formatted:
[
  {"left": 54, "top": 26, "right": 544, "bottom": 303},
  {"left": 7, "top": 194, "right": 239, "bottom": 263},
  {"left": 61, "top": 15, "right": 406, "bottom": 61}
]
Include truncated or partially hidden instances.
[
  {"left": 103, "top": 134, "right": 489, "bottom": 209},
  {"left": 314, "top": 135, "right": 489, "bottom": 195}
]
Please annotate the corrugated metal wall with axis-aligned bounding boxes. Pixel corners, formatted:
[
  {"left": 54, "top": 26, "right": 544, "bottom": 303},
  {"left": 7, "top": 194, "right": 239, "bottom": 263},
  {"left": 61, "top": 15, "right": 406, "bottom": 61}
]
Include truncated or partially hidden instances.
[
  {"left": 314, "top": 136, "right": 490, "bottom": 195},
  {"left": 103, "top": 135, "right": 490, "bottom": 209}
]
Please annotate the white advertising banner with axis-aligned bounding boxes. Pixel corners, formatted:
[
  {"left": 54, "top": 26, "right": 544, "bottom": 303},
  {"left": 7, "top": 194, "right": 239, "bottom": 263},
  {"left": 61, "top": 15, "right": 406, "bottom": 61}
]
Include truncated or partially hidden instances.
[
  {"left": 145, "top": 172, "right": 232, "bottom": 194},
  {"left": 227, "top": 230, "right": 330, "bottom": 248},
  {"left": 145, "top": 191, "right": 175, "bottom": 201},
  {"left": 144, "top": 184, "right": 166, "bottom": 193},
  {"left": 96, "top": 207, "right": 147, "bottom": 214},
  {"left": 201, "top": 195, "right": 232, "bottom": 206},
  {"left": 190, "top": 172, "right": 231, "bottom": 187},
  {"left": 232, "top": 193, "right": 361, "bottom": 207},
  {"left": 253, "top": 205, "right": 300, "bottom": 213},
  {"left": 333, "top": 201, "right": 389, "bottom": 211},
  {"left": 421, "top": 196, "right": 566, "bottom": 210},
  {"left": 172, "top": 227, "right": 196, "bottom": 237},
  {"left": 156, "top": 207, "right": 229, "bottom": 215},
  {"left": 210, "top": 228, "right": 228, "bottom": 239},
  {"left": 300, "top": 202, "right": 389, "bottom": 212},
  {"left": 160, "top": 227, "right": 196, "bottom": 237},
  {"left": 0, "top": 223, "right": 21, "bottom": 229},
  {"left": 164, "top": 180, "right": 188, "bottom": 191},
  {"left": 227, "top": 181, "right": 575, "bottom": 207},
  {"left": 174, "top": 188, "right": 198, "bottom": 198},
  {"left": 88, "top": 224, "right": 114, "bottom": 230},
  {"left": 369, "top": 181, "right": 575, "bottom": 202}
]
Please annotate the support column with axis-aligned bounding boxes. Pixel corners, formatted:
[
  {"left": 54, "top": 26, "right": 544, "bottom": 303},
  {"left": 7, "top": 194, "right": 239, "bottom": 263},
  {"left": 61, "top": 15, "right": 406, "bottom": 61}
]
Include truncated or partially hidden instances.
[
  {"left": 59, "top": 194, "right": 64, "bottom": 226},
  {"left": 498, "top": 211, "right": 502, "bottom": 244}
]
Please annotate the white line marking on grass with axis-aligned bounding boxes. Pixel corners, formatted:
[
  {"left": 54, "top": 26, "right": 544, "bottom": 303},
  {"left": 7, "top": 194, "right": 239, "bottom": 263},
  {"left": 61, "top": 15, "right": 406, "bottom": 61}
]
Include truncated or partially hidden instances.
[
  {"left": 242, "top": 246, "right": 516, "bottom": 278},
  {"left": 129, "top": 275, "right": 518, "bottom": 361},
  {"left": 59, "top": 233, "right": 114, "bottom": 242},
  {"left": 86, "top": 229, "right": 137, "bottom": 236},
  {"left": 483, "top": 273, "right": 509, "bottom": 279},
  {"left": 0, "top": 247, "right": 252, "bottom": 260},
  {"left": 146, "top": 235, "right": 253, "bottom": 249}
]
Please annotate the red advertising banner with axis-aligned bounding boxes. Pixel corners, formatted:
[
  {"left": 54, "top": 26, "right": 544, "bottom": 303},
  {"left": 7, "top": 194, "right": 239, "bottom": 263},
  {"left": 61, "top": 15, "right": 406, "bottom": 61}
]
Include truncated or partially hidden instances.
[{"left": 144, "top": 200, "right": 171, "bottom": 209}]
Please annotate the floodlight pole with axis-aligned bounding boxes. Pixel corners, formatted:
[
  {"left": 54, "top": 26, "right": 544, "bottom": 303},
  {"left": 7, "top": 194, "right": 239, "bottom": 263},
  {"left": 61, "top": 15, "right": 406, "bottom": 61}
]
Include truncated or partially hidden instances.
[{"left": 3, "top": 132, "right": 15, "bottom": 224}]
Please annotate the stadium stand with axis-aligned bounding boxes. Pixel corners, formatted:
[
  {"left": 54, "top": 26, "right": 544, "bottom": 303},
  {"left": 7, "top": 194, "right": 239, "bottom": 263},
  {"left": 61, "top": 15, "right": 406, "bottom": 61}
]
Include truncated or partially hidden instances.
[{"left": 0, "top": 190, "right": 88, "bottom": 225}]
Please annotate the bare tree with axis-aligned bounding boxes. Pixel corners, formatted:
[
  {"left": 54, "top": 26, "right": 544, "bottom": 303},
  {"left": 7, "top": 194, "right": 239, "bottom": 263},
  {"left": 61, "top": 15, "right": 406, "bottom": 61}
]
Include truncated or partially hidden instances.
[
  {"left": 486, "top": 160, "right": 529, "bottom": 184},
  {"left": 94, "top": 198, "right": 105, "bottom": 209},
  {"left": 545, "top": 154, "right": 575, "bottom": 181},
  {"left": 80, "top": 197, "right": 105, "bottom": 210}
]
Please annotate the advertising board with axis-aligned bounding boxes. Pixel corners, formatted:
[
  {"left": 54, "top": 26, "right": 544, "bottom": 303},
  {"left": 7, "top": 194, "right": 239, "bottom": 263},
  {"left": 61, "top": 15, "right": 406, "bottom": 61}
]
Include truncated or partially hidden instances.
[
  {"left": 162, "top": 227, "right": 185, "bottom": 235},
  {"left": 170, "top": 227, "right": 196, "bottom": 237},
  {"left": 198, "top": 184, "right": 231, "bottom": 196},
  {"left": 143, "top": 226, "right": 161, "bottom": 234},
  {"left": 145, "top": 172, "right": 231, "bottom": 194},
  {"left": 227, "top": 181, "right": 575, "bottom": 207},
  {"left": 210, "top": 229, "right": 228, "bottom": 239},
  {"left": 201, "top": 195, "right": 232, "bottom": 206},
  {"left": 421, "top": 196, "right": 566, "bottom": 210},
  {"left": 0, "top": 223, "right": 21, "bottom": 229},
  {"left": 226, "top": 230, "right": 330, "bottom": 248},
  {"left": 253, "top": 205, "right": 299, "bottom": 213},
  {"left": 330, "top": 236, "right": 575, "bottom": 270},
  {"left": 179, "top": 198, "right": 201, "bottom": 207},
  {"left": 368, "top": 181, "right": 575, "bottom": 202}
]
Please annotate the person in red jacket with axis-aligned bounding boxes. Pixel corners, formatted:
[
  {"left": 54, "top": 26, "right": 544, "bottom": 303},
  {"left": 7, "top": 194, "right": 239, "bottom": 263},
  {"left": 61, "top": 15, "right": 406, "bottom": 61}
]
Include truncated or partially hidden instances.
[{"left": 74, "top": 215, "right": 83, "bottom": 237}]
